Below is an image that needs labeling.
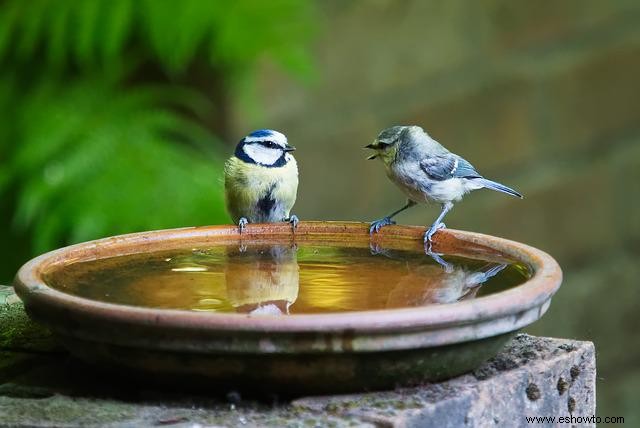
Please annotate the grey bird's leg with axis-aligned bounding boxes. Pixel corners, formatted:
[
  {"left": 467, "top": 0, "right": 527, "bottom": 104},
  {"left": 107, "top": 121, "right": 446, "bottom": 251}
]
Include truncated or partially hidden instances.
[
  {"left": 424, "top": 202, "right": 453, "bottom": 248},
  {"left": 424, "top": 247, "right": 454, "bottom": 273},
  {"left": 286, "top": 215, "right": 299, "bottom": 231},
  {"left": 238, "top": 217, "right": 249, "bottom": 234},
  {"left": 370, "top": 200, "right": 417, "bottom": 234}
]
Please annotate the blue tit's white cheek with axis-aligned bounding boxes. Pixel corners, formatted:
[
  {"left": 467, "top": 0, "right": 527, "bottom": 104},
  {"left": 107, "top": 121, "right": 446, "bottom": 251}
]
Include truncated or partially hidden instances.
[{"left": 243, "top": 144, "right": 282, "bottom": 165}]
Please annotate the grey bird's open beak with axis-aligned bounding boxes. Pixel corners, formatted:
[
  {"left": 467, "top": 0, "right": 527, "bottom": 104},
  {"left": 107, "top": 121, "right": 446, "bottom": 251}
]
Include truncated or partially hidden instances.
[
  {"left": 364, "top": 142, "right": 377, "bottom": 159},
  {"left": 284, "top": 144, "right": 296, "bottom": 152}
]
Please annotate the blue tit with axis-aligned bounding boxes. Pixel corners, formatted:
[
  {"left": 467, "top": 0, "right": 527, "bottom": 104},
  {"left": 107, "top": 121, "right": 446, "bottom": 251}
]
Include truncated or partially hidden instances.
[
  {"left": 224, "top": 129, "right": 299, "bottom": 232},
  {"left": 365, "top": 125, "right": 522, "bottom": 247}
]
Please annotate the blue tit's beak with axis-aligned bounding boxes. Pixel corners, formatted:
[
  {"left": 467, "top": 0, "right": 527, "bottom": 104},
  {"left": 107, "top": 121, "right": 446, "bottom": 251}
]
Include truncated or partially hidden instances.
[{"left": 284, "top": 144, "right": 296, "bottom": 152}]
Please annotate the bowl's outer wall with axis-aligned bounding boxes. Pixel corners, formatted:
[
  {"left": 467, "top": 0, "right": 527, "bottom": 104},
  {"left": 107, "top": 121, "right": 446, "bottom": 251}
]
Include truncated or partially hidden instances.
[
  {"left": 56, "top": 332, "right": 515, "bottom": 394},
  {"left": 13, "top": 222, "right": 561, "bottom": 391}
]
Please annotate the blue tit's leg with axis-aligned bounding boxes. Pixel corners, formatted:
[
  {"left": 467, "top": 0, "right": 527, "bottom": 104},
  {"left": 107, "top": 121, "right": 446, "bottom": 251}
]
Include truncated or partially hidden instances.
[
  {"left": 370, "top": 200, "right": 417, "bottom": 234},
  {"left": 238, "top": 217, "right": 248, "bottom": 234},
  {"left": 369, "top": 241, "right": 394, "bottom": 258},
  {"left": 424, "top": 202, "right": 453, "bottom": 247},
  {"left": 286, "top": 215, "right": 299, "bottom": 231}
]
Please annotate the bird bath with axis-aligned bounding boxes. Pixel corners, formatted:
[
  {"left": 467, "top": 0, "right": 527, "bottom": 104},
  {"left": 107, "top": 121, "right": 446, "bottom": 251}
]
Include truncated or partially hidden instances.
[{"left": 13, "top": 222, "right": 561, "bottom": 394}]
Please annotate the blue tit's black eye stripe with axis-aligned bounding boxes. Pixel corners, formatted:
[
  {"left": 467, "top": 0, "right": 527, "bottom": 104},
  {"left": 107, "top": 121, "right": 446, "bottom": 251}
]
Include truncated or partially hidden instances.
[{"left": 259, "top": 141, "right": 277, "bottom": 148}]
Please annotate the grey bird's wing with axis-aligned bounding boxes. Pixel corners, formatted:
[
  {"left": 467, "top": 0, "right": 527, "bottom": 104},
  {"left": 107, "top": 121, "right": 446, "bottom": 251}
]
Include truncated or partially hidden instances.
[{"left": 419, "top": 154, "right": 482, "bottom": 180}]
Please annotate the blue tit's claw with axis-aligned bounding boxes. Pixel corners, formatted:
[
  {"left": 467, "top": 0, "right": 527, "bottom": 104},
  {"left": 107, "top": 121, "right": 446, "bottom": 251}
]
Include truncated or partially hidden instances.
[
  {"left": 369, "top": 242, "right": 394, "bottom": 258},
  {"left": 238, "top": 217, "right": 248, "bottom": 234},
  {"left": 287, "top": 215, "right": 299, "bottom": 231},
  {"left": 369, "top": 217, "right": 396, "bottom": 234}
]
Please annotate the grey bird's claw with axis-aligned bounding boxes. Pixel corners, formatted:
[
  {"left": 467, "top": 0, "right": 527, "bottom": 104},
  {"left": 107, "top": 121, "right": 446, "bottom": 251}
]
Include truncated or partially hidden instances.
[
  {"left": 369, "top": 216, "right": 396, "bottom": 234},
  {"left": 238, "top": 217, "right": 248, "bottom": 234},
  {"left": 287, "top": 215, "right": 299, "bottom": 231},
  {"left": 424, "top": 247, "right": 454, "bottom": 273},
  {"left": 424, "top": 222, "right": 446, "bottom": 251}
]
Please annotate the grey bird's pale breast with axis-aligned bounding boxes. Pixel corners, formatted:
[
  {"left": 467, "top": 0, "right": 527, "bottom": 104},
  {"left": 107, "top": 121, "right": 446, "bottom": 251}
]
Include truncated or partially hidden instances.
[{"left": 385, "top": 161, "right": 433, "bottom": 203}]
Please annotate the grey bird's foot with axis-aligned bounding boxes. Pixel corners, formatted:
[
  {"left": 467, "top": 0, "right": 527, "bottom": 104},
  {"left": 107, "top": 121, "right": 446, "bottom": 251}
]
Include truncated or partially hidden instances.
[
  {"left": 238, "top": 217, "right": 248, "bottom": 234},
  {"left": 369, "top": 216, "right": 396, "bottom": 234},
  {"left": 424, "top": 222, "right": 446, "bottom": 249},
  {"left": 424, "top": 247, "right": 454, "bottom": 273}
]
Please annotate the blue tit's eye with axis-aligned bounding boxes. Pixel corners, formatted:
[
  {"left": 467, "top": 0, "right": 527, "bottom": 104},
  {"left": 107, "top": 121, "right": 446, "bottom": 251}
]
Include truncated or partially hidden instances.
[{"left": 262, "top": 141, "right": 277, "bottom": 148}]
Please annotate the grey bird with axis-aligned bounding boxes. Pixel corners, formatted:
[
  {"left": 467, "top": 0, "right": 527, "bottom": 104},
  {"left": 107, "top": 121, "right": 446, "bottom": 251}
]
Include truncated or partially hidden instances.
[{"left": 365, "top": 125, "right": 523, "bottom": 247}]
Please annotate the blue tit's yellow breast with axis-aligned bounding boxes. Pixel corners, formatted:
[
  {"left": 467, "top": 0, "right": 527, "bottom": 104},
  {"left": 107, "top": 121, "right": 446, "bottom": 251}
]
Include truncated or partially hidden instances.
[{"left": 224, "top": 156, "right": 298, "bottom": 223}]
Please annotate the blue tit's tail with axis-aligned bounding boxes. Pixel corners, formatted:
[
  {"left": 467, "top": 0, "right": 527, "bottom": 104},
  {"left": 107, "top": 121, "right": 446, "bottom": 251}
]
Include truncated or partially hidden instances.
[{"left": 476, "top": 178, "right": 523, "bottom": 199}]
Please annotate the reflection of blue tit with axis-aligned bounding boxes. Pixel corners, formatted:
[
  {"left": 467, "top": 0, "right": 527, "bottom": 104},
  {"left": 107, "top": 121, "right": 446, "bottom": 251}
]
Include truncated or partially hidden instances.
[
  {"left": 224, "top": 129, "right": 299, "bottom": 232},
  {"left": 225, "top": 245, "right": 299, "bottom": 315}
]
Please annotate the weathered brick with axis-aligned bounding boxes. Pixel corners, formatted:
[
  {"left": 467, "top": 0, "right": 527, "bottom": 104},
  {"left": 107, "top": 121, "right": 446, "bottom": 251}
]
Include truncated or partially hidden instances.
[
  {"left": 405, "top": 78, "right": 539, "bottom": 174},
  {"left": 610, "top": 137, "right": 640, "bottom": 242},
  {"left": 540, "top": 44, "right": 640, "bottom": 155},
  {"left": 449, "top": 143, "right": 625, "bottom": 266},
  {"left": 487, "top": 0, "right": 640, "bottom": 52}
]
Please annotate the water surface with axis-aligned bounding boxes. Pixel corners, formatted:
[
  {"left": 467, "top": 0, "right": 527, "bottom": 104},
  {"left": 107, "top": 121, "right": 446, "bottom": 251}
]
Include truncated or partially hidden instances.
[{"left": 45, "top": 244, "right": 531, "bottom": 315}]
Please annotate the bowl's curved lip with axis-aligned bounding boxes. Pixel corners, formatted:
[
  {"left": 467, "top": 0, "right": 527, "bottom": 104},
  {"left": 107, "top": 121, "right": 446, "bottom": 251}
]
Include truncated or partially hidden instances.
[{"left": 13, "top": 221, "right": 562, "bottom": 337}]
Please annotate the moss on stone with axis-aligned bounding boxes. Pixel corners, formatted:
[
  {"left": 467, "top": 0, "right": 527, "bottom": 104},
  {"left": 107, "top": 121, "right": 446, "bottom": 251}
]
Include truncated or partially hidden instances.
[{"left": 0, "top": 300, "right": 57, "bottom": 352}]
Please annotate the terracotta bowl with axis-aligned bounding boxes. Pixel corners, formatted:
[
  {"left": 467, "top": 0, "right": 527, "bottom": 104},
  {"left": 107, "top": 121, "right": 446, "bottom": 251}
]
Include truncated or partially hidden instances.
[{"left": 13, "top": 222, "right": 562, "bottom": 394}]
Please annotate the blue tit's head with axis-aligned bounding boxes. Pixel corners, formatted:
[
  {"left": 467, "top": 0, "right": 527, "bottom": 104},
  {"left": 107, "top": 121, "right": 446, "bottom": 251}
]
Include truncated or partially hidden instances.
[
  {"left": 365, "top": 125, "right": 420, "bottom": 164},
  {"left": 234, "top": 129, "right": 296, "bottom": 167}
]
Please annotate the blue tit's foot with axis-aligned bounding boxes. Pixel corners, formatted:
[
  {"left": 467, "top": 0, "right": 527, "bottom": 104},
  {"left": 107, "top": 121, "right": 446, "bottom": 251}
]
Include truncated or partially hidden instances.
[
  {"left": 423, "top": 222, "right": 446, "bottom": 249},
  {"left": 369, "top": 242, "right": 395, "bottom": 259},
  {"left": 369, "top": 216, "right": 396, "bottom": 234},
  {"left": 287, "top": 215, "right": 299, "bottom": 231},
  {"left": 238, "top": 217, "right": 248, "bottom": 234}
]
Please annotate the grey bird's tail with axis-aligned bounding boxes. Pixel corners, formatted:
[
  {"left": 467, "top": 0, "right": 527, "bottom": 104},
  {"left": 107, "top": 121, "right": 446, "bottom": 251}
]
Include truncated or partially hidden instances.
[{"left": 476, "top": 178, "right": 523, "bottom": 199}]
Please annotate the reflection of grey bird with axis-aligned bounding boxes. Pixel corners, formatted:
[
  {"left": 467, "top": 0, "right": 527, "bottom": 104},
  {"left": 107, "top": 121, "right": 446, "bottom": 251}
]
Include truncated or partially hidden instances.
[
  {"left": 366, "top": 126, "right": 523, "bottom": 247},
  {"left": 386, "top": 260, "right": 507, "bottom": 307}
]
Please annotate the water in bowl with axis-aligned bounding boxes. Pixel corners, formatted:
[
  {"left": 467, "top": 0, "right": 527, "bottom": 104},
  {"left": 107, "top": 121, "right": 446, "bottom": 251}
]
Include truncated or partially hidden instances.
[{"left": 45, "top": 244, "right": 530, "bottom": 315}]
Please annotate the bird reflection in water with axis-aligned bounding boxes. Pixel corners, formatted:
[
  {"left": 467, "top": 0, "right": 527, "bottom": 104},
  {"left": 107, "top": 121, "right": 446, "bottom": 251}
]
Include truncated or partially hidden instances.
[
  {"left": 224, "top": 245, "right": 299, "bottom": 315},
  {"left": 370, "top": 242, "right": 507, "bottom": 306}
]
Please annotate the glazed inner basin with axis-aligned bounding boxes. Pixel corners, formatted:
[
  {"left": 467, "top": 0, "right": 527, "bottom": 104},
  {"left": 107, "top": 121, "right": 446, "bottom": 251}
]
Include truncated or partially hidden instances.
[{"left": 43, "top": 240, "right": 530, "bottom": 315}]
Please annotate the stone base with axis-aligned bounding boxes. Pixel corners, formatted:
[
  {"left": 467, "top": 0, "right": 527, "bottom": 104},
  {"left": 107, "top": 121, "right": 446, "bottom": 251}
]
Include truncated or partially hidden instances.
[{"left": 0, "top": 287, "right": 595, "bottom": 427}]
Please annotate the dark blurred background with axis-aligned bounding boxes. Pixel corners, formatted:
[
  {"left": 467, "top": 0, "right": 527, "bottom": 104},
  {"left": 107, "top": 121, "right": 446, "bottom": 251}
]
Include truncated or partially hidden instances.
[{"left": 1, "top": 0, "right": 639, "bottom": 422}]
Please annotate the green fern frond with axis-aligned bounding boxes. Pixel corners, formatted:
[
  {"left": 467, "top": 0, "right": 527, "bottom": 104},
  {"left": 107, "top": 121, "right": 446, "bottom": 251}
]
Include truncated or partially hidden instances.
[
  {"left": 0, "top": 0, "right": 316, "bottom": 79},
  {"left": 8, "top": 78, "right": 227, "bottom": 252}
]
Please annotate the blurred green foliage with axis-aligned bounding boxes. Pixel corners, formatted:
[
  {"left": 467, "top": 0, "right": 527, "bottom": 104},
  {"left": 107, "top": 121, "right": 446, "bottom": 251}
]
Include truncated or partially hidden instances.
[{"left": 0, "top": 0, "right": 316, "bottom": 273}]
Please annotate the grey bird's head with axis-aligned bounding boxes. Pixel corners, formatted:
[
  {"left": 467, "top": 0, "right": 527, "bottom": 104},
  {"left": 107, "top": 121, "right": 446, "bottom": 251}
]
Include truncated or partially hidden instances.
[
  {"left": 235, "top": 129, "right": 296, "bottom": 167},
  {"left": 364, "top": 125, "right": 423, "bottom": 165}
]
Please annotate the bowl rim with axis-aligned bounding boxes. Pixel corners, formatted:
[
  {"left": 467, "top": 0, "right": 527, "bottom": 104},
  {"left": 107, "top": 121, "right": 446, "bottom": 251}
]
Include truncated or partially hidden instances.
[{"left": 13, "top": 221, "right": 562, "bottom": 337}]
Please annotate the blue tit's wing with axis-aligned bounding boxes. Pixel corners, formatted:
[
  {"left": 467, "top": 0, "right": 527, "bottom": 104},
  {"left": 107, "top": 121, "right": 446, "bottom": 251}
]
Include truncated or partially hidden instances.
[{"left": 419, "top": 154, "right": 482, "bottom": 180}]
